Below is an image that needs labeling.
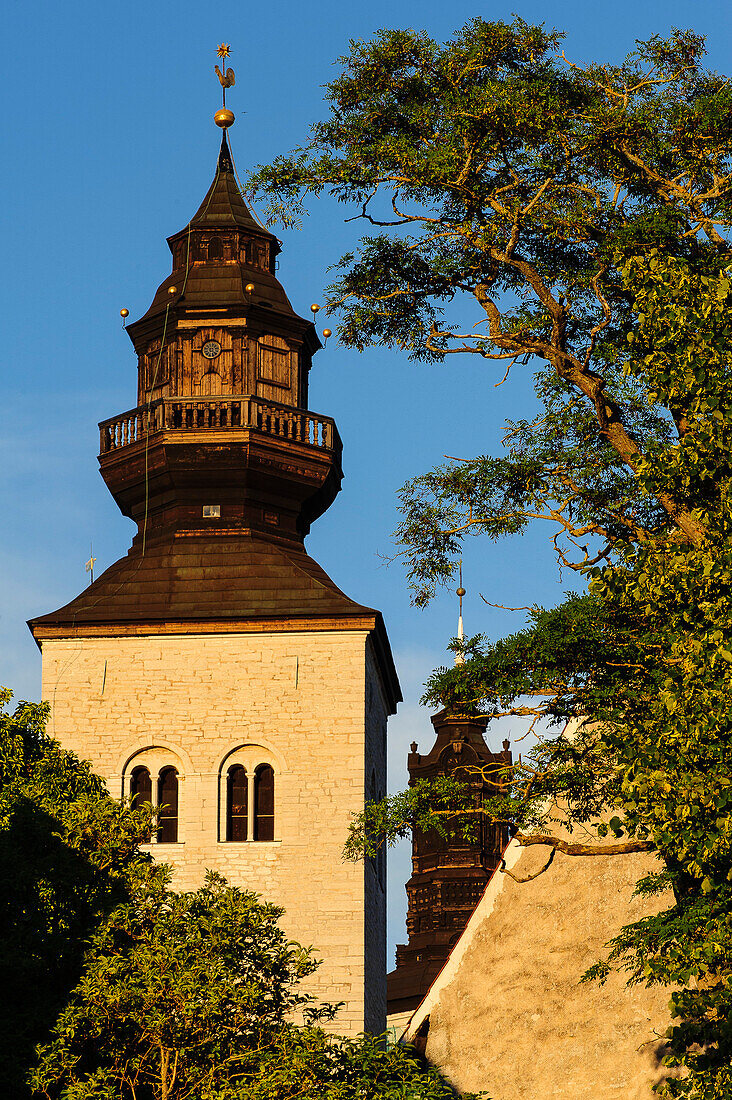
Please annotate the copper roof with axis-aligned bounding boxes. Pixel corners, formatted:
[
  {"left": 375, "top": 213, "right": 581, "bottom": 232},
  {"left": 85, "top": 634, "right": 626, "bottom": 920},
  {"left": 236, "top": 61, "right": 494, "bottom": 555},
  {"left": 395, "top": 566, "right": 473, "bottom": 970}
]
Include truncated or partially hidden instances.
[
  {"left": 141, "top": 260, "right": 295, "bottom": 319},
  {"left": 30, "top": 534, "right": 375, "bottom": 628},
  {"left": 126, "top": 133, "right": 306, "bottom": 342},
  {"left": 29, "top": 531, "right": 401, "bottom": 710},
  {"left": 187, "top": 133, "right": 276, "bottom": 234}
]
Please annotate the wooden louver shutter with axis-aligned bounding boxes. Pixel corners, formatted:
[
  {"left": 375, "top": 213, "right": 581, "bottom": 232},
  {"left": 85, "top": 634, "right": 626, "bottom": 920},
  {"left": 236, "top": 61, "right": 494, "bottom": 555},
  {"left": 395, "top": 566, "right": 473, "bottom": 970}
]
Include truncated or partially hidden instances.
[
  {"left": 157, "top": 767, "right": 179, "bottom": 844},
  {"left": 254, "top": 764, "right": 275, "bottom": 841},
  {"left": 130, "top": 766, "right": 152, "bottom": 808},
  {"left": 227, "top": 765, "right": 248, "bottom": 841},
  {"left": 257, "top": 336, "right": 291, "bottom": 392}
]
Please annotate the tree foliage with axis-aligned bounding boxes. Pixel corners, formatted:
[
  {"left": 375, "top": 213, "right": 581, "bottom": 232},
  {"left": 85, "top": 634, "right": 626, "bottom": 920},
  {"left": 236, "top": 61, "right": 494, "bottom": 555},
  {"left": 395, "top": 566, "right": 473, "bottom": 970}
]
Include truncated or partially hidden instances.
[
  {"left": 0, "top": 692, "right": 468, "bottom": 1100},
  {"left": 0, "top": 688, "right": 154, "bottom": 1098},
  {"left": 252, "top": 20, "right": 732, "bottom": 1096},
  {"left": 30, "top": 867, "right": 471, "bottom": 1099}
]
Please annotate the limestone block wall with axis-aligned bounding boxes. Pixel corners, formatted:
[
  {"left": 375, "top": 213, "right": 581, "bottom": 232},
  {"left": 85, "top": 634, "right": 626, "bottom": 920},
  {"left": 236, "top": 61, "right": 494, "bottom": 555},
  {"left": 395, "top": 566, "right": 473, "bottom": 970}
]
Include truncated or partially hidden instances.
[{"left": 40, "top": 628, "right": 386, "bottom": 1036}]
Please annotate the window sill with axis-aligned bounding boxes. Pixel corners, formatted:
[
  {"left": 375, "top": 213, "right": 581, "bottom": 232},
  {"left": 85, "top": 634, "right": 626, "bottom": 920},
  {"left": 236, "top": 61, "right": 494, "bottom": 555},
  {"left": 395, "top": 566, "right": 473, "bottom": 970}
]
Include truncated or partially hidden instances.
[{"left": 217, "top": 840, "right": 282, "bottom": 846}]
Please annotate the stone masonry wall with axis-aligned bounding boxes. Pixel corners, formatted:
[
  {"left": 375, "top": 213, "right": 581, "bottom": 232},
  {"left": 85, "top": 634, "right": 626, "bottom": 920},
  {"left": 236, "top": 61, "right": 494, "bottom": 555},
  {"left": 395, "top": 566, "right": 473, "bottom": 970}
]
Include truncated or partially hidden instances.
[{"left": 41, "top": 628, "right": 384, "bottom": 1036}]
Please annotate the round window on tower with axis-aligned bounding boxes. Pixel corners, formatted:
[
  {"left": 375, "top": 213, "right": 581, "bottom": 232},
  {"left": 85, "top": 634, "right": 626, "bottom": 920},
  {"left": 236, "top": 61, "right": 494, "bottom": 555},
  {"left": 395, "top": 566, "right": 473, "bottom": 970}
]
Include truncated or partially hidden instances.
[{"left": 202, "top": 340, "right": 221, "bottom": 360}]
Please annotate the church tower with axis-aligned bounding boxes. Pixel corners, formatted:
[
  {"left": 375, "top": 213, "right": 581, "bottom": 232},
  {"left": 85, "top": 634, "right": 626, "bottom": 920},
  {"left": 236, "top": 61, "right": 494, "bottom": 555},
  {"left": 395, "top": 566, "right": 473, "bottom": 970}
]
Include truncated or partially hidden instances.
[
  {"left": 29, "top": 77, "right": 400, "bottom": 1035},
  {"left": 387, "top": 580, "right": 509, "bottom": 1025},
  {"left": 387, "top": 714, "right": 510, "bottom": 1023}
]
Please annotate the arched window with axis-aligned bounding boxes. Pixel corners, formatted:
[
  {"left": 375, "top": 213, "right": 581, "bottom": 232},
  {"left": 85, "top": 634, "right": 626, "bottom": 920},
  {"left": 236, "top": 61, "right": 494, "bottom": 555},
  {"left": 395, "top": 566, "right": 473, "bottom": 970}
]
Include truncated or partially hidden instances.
[
  {"left": 157, "top": 767, "right": 179, "bottom": 843},
  {"left": 254, "top": 764, "right": 275, "bottom": 841},
  {"left": 130, "top": 765, "right": 152, "bottom": 808},
  {"left": 226, "top": 764, "right": 248, "bottom": 841},
  {"left": 207, "top": 236, "right": 222, "bottom": 261}
]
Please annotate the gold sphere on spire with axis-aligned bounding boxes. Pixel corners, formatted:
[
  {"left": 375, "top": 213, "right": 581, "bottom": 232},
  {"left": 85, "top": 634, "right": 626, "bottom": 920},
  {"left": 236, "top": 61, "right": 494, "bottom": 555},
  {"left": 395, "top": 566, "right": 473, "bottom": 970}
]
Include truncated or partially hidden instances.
[{"left": 214, "top": 108, "right": 235, "bottom": 129}]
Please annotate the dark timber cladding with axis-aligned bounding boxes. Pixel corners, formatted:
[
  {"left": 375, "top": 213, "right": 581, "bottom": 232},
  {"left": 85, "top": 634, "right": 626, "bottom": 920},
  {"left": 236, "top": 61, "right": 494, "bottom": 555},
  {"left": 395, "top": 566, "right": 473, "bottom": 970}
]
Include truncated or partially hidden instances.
[
  {"left": 28, "top": 130, "right": 401, "bottom": 710},
  {"left": 387, "top": 713, "right": 511, "bottom": 1017}
]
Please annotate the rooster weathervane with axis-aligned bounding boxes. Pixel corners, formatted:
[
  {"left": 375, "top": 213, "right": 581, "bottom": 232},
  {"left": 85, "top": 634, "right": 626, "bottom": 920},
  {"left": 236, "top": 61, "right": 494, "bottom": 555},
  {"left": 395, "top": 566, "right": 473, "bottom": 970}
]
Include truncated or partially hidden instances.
[{"left": 215, "top": 44, "right": 236, "bottom": 106}]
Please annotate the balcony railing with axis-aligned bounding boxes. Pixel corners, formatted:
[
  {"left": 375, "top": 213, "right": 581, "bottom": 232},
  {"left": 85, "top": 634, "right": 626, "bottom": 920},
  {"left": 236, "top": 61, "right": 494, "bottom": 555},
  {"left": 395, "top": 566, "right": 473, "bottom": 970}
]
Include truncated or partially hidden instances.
[{"left": 99, "top": 396, "right": 340, "bottom": 455}]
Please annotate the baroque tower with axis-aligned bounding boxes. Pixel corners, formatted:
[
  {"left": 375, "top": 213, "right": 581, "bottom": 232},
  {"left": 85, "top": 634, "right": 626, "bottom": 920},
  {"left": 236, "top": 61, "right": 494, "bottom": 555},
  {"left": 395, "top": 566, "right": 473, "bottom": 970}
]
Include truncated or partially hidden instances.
[
  {"left": 29, "top": 93, "right": 400, "bottom": 1034},
  {"left": 387, "top": 715, "right": 510, "bottom": 1023},
  {"left": 387, "top": 583, "right": 509, "bottom": 1026}
]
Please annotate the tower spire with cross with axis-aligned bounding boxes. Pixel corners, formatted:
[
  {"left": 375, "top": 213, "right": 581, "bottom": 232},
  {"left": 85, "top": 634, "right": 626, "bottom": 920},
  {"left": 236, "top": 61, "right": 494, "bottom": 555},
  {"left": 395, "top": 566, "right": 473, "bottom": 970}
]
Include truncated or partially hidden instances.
[{"left": 455, "top": 560, "right": 466, "bottom": 666}]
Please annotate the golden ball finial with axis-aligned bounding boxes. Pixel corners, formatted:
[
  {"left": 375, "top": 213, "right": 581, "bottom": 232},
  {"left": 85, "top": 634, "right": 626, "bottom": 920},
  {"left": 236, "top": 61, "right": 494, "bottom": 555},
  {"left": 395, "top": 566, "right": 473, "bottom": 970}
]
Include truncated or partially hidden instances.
[
  {"left": 310, "top": 303, "right": 320, "bottom": 314},
  {"left": 214, "top": 107, "right": 235, "bottom": 129},
  {"left": 322, "top": 328, "right": 332, "bottom": 339},
  {"left": 120, "top": 308, "right": 129, "bottom": 319}
]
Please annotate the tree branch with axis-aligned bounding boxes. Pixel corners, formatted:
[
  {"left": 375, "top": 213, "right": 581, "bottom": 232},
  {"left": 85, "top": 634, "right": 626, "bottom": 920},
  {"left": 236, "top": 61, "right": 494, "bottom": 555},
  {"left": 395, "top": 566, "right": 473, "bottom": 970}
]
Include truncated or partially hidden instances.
[
  {"left": 515, "top": 833, "right": 656, "bottom": 855},
  {"left": 501, "top": 846, "right": 556, "bottom": 882}
]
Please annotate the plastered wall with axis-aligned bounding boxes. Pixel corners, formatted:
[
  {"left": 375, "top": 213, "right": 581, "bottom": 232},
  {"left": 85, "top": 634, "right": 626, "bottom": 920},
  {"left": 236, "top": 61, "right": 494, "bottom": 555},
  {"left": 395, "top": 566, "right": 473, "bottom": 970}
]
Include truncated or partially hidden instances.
[
  {"left": 405, "top": 832, "right": 675, "bottom": 1099},
  {"left": 41, "top": 628, "right": 386, "bottom": 1036}
]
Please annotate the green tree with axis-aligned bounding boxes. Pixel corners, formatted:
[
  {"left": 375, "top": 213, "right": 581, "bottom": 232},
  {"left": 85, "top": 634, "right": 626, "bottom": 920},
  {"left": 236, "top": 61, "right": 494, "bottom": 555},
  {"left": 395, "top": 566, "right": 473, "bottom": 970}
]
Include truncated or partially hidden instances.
[
  {"left": 0, "top": 688, "right": 153, "bottom": 1098},
  {"left": 28, "top": 840, "right": 468, "bottom": 1100},
  {"left": 239, "top": 1026, "right": 470, "bottom": 1100},
  {"left": 1, "top": 695, "right": 467, "bottom": 1100},
  {"left": 30, "top": 870, "right": 316, "bottom": 1099},
  {"left": 251, "top": 21, "right": 732, "bottom": 1096},
  {"left": 30, "top": 874, "right": 470, "bottom": 1100}
]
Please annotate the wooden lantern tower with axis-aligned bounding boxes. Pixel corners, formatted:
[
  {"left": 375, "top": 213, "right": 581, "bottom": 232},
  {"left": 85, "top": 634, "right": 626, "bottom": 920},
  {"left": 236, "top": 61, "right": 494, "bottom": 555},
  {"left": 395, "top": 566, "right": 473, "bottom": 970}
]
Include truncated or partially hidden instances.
[{"left": 387, "top": 704, "right": 511, "bottom": 1022}]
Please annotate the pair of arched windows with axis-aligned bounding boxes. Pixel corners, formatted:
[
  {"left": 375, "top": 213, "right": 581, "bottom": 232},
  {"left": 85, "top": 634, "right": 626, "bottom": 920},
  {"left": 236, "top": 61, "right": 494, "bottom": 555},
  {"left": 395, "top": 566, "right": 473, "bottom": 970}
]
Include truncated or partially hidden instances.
[
  {"left": 131, "top": 765, "right": 179, "bottom": 843},
  {"left": 226, "top": 763, "right": 275, "bottom": 842},
  {"left": 128, "top": 761, "right": 276, "bottom": 844}
]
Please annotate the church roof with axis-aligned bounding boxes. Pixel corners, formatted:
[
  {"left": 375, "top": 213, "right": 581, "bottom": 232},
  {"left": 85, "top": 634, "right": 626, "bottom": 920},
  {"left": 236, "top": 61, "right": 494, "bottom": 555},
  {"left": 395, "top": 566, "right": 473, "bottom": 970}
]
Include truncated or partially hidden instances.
[
  {"left": 31, "top": 534, "right": 373, "bottom": 628},
  {"left": 29, "top": 534, "right": 400, "bottom": 712},
  {"left": 187, "top": 133, "right": 276, "bottom": 235},
  {"left": 29, "top": 533, "right": 401, "bottom": 709},
  {"left": 140, "top": 257, "right": 295, "bottom": 320},
  {"left": 126, "top": 132, "right": 308, "bottom": 346}
]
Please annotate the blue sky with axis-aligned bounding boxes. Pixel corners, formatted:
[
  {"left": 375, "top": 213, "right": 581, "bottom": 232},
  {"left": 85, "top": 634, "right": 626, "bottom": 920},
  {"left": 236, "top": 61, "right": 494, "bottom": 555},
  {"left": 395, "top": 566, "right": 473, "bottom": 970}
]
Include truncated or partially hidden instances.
[{"left": 2, "top": 0, "right": 730, "bottom": 963}]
